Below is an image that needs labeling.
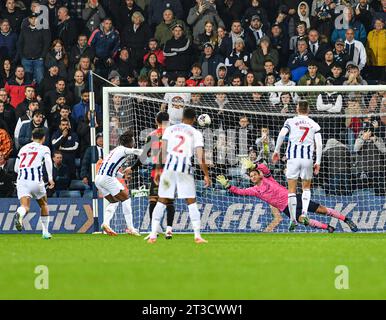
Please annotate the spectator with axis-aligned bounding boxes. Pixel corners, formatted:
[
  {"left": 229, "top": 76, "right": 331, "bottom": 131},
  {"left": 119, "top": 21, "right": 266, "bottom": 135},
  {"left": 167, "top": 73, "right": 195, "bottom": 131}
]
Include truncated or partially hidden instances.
[
  {"left": 316, "top": 91, "right": 343, "bottom": 113},
  {"left": 68, "top": 34, "right": 95, "bottom": 71},
  {"left": 76, "top": 110, "right": 102, "bottom": 157},
  {"left": 269, "top": 23, "right": 290, "bottom": 69},
  {"left": 0, "top": 19, "right": 18, "bottom": 61},
  {"left": 298, "top": 60, "right": 326, "bottom": 85},
  {"left": 18, "top": 13, "right": 51, "bottom": 84},
  {"left": 216, "top": 0, "right": 247, "bottom": 30},
  {"left": 222, "top": 20, "right": 245, "bottom": 56},
  {"left": 234, "top": 115, "right": 255, "bottom": 158},
  {"left": 14, "top": 100, "right": 40, "bottom": 147},
  {"left": 250, "top": 36, "right": 279, "bottom": 81},
  {"left": 148, "top": 69, "right": 162, "bottom": 87},
  {"left": 289, "top": 21, "right": 307, "bottom": 53},
  {"left": 45, "top": 0, "right": 60, "bottom": 38},
  {"left": 71, "top": 53, "right": 94, "bottom": 83},
  {"left": 307, "top": 29, "right": 329, "bottom": 62},
  {"left": 270, "top": 67, "right": 298, "bottom": 105},
  {"left": 15, "top": 86, "right": 36, "bottom": 119},
  {"left": 255, "top": 127, "right": 276, "bottom": 165},
  {"left": 203, "top": 74, "right": 215, "bottom": 86},
  {"left": 313, "top": 0, "right": 336, "bottom": 39},
  {"left": 0, "top": 151, "right": 16, "bottom": 197},
  {"left": 45, "top": 39, "right": 69, "bottom": 79},
  {"left": 80, "top": 132, "right": 103, "bottom": 186},
  {"left": 332, "top": 38, "right": 349, "bottom": 68},
  {"left": 256, "top": 59, "right": 280, "bottom": 83},
  {"left": 114, "top": 48, "right": 137, "bottom": 86},
  {"left": 140, "top": 53, "right": 163, "bottom": 77},
  {"left": 366, "top": 18, "right": 386, "bottom": 81},
  {"left": 72, "top": 89, "right": 101, "bottom": 126},
  {"left": 88, "top": 17, "right": 120, "bottom": 77},
  {"left": 194, "top": 20, "right": 218, "bottom": 52},
  {"left": 318, "top": 49, "right": 335, "bottom": 77},
  {"left": 244, "top": 15, "right": 266, "bottom": 54},
  {"left": 185, "top": 63, "right": 204, "bottom": 86},
  {"left": 155, "top": 9, "right": 191, "bottom": 47},
  {"left": 46, "top": 150, "right": 70, "bottom": 197},
  {"left": 143, "top": 38, "right": 165, "bottom": 66},
  {"left": 344, "top": 28, "right": 367, "bottom": 71},
  {"left": 288, "top": 38, "right": 312, "bottom": 81},
  {"left": 0, "top": 59, "right": 13, "bottom": 88},
  {"left": 0, "top": 0, "right": 25, "bottom": 34},
  {"left": 18, "top": 109, "right": 49, "bottom": 148},
  {"left": 121, "top": 11, "right": 152, "bottom": 70},
  {"left": 51, "top": 118, "right": 79, "bottom": 178},
  {"left": 243, "top": 0, "right": 270, "bottom": 31},
  {"left": 44, "top": 78, "right": 74, "bottom": 115},
  {"left": 49, "top": 101, "right": 76, "bottom": 133},
  {"left": 82, "top": 0, "right": 106, "bottom": 36},
  {"left": 0, "top": 93, "right": 16, "bottom": 136},
  {"left": 277, "top": 92, "right": 296, "bottom": 114},
  {"left": 68, "top": 70, "right": 87, "bottom": 103},
  {"left": 224, "top": 38, "right": 249, "bottom": 77},
  {"left": 163, "top": 23, "right": 192, "bottom": 77},
  {"left": 328, "top": 63, "right": 345, "bottom": 85},
  {"left": 187, "top": 0, "right": 224, "bottom": 41},
  {"left": 148, "top": 0, "right": 184, "bottom": 28},
  {"left": 345, "top": 95, "right": 363, "bottom": 151},
  {"left": 38, "top": 62, "right": 61, "bottom": 98},
  {"left": 354, "top": 0, "right": 375, "bottom": 33},
  {"left": 343, "top": 63, "right": 368, "bottom": 85},
  {"left": 107, "top": 70, "right": 121, "bottom": 86},
  {"left": 56, "top": 6, "right": 78, "bottom": 51},
  {"left": 199, "top": 42, "right": 223, "bottom": 78},
  {"left": 118, "top": 0, "right": 145, "bottom": 32},
  {"left": 67, "top": 0, "right": 87, "bottom": 27},
  {"left": 216, "top": 25, "right": 230, "bottom": 57},
  {"left": 230, "top": 74, "right": 243, "bottom": 86},
  {"left": 331, "top": 6, "right": 367, "bottom": 44},
  {"left": 215, "top": 63, "right": 228, "bottom": 86}
]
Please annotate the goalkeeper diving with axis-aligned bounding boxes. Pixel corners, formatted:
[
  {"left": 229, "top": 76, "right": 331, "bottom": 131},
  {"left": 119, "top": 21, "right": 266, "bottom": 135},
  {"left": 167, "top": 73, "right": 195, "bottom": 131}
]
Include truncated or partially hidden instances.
[{"left": 216, "top": 159, "right": 358, "bottom": 232}]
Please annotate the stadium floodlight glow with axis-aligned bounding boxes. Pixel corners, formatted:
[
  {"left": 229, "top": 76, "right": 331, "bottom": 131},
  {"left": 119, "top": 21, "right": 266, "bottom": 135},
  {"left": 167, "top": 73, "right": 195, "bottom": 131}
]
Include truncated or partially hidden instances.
[{"left": 102, "top": 85, "right": 386, "bottom": 234}]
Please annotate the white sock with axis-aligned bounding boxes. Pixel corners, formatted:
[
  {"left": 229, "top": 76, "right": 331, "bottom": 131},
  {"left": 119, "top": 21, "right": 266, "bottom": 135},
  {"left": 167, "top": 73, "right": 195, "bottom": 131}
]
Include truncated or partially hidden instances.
[
  {"left": 188, "top": 202, "right": 201, "bottom": 238},
  {"left": 288, "top": 193, "right": 297, "bottom": 222},
  {"left": 103, "top": 202, "right": 119, "bottom": 226},
  {"left": 41, "top": 216, "right": 49, "bottom": 234},
  {"left": 166, "top": 226, "right": 172, "bottom": 233},
  {"left": 122, "top": 198, "right": 134, "bottom": 229},
  {"left": 302, "top": 189, "right": 311, "bottom": 216},
  {"left": 151, "top": 202, "right": 166, "bottom": 238},
  {"left": 17, "top": 206, "right": 27, "bottom": 218}
]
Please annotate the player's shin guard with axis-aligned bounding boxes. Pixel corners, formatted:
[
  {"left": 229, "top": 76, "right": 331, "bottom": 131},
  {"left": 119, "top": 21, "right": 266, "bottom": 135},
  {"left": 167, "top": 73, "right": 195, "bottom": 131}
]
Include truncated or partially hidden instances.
[
  {"left": 188, "top": 202, "right": 201, "bottom": 238},
  {"left": 103, "top": 202, "right": 119, "bottom": 226},
  {"left": 151, "top": 202, "right": 166, "bottom": 238},
  {"left": 308, "top": 219, "right": 328, "bottom": 230},
  {"left": 122, "top": 198, "right": 134, "bottom": 229},
  {"left": 17, "top": 206, "right": 27, "bottom": 219},
  {"left": 301, "top": 189, "right": 311, "bottom": 216},
  {"left": 166, "top": 204, "right": 175, "bottom": 228},
  {"left": 326, "top": 208, "right": 346, "bottom": 221},
  {"left": 288, "top": 193, "right": 297, "bottom": 222},
  {"left": 40, "top": 216, "right": 49, "bottom": 234}
]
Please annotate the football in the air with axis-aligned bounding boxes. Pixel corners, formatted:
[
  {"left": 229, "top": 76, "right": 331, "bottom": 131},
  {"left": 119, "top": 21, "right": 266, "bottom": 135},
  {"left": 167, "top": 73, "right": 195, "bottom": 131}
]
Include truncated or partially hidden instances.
[{"left": 197, "top": 114, "right": 211, "bottom": 127}]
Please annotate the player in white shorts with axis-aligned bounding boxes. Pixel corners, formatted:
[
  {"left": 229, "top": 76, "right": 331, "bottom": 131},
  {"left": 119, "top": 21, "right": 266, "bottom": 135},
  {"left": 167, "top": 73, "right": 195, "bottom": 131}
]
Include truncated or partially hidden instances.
[
  {"left": 14, "top": 128, "right": 55, "bottom": 239},
  {"left": 272, "top": 100, "right": 323, "bottom": 231},
  {"left": 148, "top": 107, "right": 211, "bottom": 244},
  {"left": 95, "top": 130, "right": 143, "bottom": 236}
]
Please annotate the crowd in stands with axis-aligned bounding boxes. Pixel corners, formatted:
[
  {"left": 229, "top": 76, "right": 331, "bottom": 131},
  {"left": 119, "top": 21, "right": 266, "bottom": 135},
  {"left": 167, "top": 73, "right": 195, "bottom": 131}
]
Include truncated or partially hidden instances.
[{"left": 0, "top": 0, "right": 385, "bottom": 198}]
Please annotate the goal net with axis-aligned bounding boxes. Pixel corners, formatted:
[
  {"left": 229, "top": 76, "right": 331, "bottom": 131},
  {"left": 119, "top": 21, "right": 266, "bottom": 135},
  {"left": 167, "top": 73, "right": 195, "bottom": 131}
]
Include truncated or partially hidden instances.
[{"left": 102, "top": 85, "right": 386, "bottom": 234}]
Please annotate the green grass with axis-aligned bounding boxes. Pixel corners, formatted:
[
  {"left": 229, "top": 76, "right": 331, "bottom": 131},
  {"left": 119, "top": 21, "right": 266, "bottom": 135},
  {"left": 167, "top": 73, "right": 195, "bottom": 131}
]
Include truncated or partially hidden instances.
[{"left": 0, "top": 233, "right": 385, "bottom": 299}]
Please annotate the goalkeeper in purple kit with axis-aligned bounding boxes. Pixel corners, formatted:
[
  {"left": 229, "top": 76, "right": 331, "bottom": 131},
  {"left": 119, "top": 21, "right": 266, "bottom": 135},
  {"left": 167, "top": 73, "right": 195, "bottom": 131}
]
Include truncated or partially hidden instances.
[{"left": 216, "top": 159, "right": 358, "bottom": 232}]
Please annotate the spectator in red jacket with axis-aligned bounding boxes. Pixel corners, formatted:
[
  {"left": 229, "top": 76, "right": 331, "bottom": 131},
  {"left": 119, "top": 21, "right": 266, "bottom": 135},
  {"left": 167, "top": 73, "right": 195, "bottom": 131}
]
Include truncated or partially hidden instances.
[
  {"left": 4, "top": 65, "right": 35, "bottom": 108},
  {"left": 143, "top": 38, "right": 166, "bottom": 66}
]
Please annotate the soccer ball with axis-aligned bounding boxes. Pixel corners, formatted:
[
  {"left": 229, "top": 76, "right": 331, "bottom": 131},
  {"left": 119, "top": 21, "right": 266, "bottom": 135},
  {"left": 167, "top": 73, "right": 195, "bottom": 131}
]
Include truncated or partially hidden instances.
[{"left": 197, "top": 114, "right": 211, "bottom": 127}]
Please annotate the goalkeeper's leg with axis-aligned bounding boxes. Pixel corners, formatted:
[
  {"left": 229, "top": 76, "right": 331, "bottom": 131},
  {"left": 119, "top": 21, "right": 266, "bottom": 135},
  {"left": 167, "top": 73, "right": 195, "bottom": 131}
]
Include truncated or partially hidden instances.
[{"left": 314, "top": 204, "right": 358, "bottom": 232}]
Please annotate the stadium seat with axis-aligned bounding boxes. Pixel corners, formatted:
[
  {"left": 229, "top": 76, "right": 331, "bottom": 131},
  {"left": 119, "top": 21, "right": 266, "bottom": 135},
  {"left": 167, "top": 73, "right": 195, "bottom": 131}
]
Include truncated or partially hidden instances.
[
  {"left": 69, "top": 179, "right": 90, "bottom": 191},
  {"left": 59, "top": 190, "right": 82, "bottom": 198}
]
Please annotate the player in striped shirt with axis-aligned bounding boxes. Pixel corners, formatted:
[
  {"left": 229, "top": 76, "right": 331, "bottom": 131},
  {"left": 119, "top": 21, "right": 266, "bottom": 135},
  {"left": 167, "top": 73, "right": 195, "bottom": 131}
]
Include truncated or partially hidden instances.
[
  {"left": 148, "top": 107, "right": 211, "bottom": 244},
  {"left": 14, "top": 128, "right": 55, "bottom": 239},
  {"left": 95, "top": 130, "right": 143, "bottom": 236},
  {"left": 272, "top": 100, "right": 323, "bottom": 231},
  {"left": 217, "top": 161, "right": 358, "bottom": 232}
]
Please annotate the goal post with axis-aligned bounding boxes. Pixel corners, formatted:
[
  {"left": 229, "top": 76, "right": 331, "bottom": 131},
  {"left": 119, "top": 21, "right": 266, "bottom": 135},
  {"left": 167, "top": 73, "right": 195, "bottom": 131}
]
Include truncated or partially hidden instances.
[{"left": 101, "top": 85, "right": 386, "bottom": 234}]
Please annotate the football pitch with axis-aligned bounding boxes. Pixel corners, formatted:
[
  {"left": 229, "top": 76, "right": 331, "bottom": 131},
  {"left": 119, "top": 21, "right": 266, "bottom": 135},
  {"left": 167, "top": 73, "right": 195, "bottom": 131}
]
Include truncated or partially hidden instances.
[{"left": 0, "top": 233, "right": 385, "bottom": 300}]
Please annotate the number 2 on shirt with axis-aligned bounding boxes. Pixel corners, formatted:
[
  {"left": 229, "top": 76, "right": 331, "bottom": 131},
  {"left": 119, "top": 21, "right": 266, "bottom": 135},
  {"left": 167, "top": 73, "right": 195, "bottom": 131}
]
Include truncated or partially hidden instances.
[
  {"left": 299, "top": 127, "right": 310, "bottom": 143},
  {"left": 19, "top": 152, "right": 38, "bottom": 168},
  {"left": 173, "top": 135, "right": 185, "bottom": 153}
]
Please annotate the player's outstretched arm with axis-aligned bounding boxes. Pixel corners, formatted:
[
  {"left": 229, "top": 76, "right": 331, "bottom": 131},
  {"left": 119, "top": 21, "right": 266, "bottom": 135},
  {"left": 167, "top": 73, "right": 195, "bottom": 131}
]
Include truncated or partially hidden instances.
[
  {"left": 272, "top": 127, "right": 289, "bottom": 163},
  {"left": 196, "top": 146, "right": 211, "bottom": 187},
  {"left": 44, "top": 151, "right": 55, "bottom": 189}
]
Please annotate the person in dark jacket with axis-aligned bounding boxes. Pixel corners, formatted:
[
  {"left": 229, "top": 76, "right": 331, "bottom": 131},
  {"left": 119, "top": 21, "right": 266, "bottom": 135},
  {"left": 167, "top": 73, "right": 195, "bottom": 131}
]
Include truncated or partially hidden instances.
[
  {"left": 51, "top": 118, "right": 79, "bottom": 179},
  {"left": 80, "top": 132, "right": 103, "bottom": 186},
  {"left": 0, "top": 19, "right": 18, "bottom": 61},
  {"left": 56, "top": 6, "right": 78, "bottom": 51},
  {"left": 17, "top": 13, "right": 51, "bottom": 84},
  {"left": 0, "top": 151, "right": 16, "bottom": 197},
  {"left": 163, "top": 23, "right": 192, "bottom": 77},
  {"left": 114, "top": 48, "right": 137, "bottom": 86},
  {"left": 288, "top": 38, "right": 312, "bottom": 82},
  {"left": 15, "top": 86, "right": 36, "bottom": 120},
  {"left": 68, "top": 34, "right": 95, "bottom": 72},
  {"left": 120, "top": 11, "right": 151, "bottom": 70},
  {"left": 71, "top": 89, "right": 102, "bottom": 127},
  {"left": 117, "top": 0, "right": 145, "bottom": 32},
  {"left": 43, "top": 78, "right": 74, "bottom": 116},
  {"left": 148, "top": 0, "right": 184, "bottom": 28},
  {"left": 0, "top": 0, "right": 26, "bottom": 34},
  {"left": 199, "top": 42, "right": 224, "bottom": 78},
  {"left": 45, "top": 150, "right": 71, "bottom": 197},
  {"left": 269, "top": 23, "right": 289, "bottom": 70},
  {"left": 37, "top": 62, "right": 61, "bottom": 98},
  {"left": 244, "top": 15, "right": 267, "bottom": 54},
  {"left": 0, "top": 98, "right": 16, "bottom": 137},
  {"left": 18, "top": 109, "right": 50, "bottom": 148}
]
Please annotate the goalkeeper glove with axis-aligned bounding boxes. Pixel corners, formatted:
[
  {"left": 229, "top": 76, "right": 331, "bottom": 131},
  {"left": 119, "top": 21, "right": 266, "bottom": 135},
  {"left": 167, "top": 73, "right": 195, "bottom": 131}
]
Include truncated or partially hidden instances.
[
  {"left": 240, "top": 158, "right": 256, "bottom": 171},
  {"left": 216, "top": 175, "right": 231, "bottom": 189}
]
